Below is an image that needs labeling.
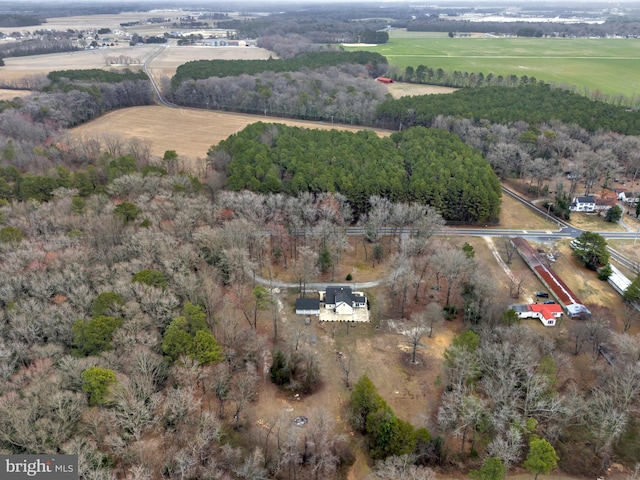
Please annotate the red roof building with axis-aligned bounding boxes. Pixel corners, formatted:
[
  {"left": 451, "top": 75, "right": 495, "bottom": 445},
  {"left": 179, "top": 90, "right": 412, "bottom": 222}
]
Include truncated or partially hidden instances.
[{"left": 511, "top": 303, "right": 563, "bottom": 327}]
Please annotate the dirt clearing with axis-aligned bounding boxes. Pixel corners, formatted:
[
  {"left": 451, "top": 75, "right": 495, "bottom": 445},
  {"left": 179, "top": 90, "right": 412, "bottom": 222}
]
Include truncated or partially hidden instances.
[{"left": 386, "top": 82, "right": 458, "bottom": 98}]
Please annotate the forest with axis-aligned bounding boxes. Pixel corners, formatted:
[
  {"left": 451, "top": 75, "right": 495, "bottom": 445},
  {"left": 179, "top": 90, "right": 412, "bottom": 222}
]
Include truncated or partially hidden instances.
[
  {"left": 213, "top": 122, "right": 501, "bottom": 222},
  {"left": 374, "top": 84, "right": 640, "bottom": 135},
  {"left": 171, "top": 51, "right": 388, "bottom": 86},
  {"left": 0, "top": 4, "right": 640, "bottom": 479},
  {"left": 0, "top": 14, "right": 43, "bottom": 27},
  {"left": 0, "top": 156, "right": 638, "bottom": 478},
  {"left": 169, "top": 56, "right": 640, "bottom": 135}
]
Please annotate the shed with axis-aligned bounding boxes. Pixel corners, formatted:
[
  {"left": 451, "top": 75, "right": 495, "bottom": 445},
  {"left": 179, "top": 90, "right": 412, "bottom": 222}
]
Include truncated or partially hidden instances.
[
  {"left": 295, "top": 298, "right": 320, "bottom": 315},
  {"left": 376, "top": 77, "right": 394, "bottom": 84}
]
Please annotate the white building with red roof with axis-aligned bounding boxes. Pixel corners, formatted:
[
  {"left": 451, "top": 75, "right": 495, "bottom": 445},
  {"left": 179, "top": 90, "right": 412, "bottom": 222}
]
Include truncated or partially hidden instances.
[{"left": 510, "top": 303, "right": 563, "bottom": 327}]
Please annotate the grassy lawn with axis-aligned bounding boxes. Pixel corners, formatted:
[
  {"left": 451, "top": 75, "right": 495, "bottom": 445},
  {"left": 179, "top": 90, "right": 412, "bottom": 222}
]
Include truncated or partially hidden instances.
[
  {"left": 499, "top": 191, "right": 557, "bottom": 230},
  {"left": 568, "top": 212, "right": 626, "bottom": 232},
  {"left": 608, "top": 239, "right": 640, "bottom": 265},
  {"left": 347, "top": 31, "right": 640, "bottom": 99}
]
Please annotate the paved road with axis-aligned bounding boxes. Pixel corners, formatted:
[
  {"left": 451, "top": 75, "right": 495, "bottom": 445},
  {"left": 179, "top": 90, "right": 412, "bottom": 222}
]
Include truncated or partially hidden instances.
[{"left": 143, "top": 45, "right": 176, "bottom": 107}]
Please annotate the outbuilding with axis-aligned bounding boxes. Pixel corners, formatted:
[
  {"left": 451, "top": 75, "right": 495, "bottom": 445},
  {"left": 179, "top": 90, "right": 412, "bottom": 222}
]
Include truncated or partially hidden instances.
[{"left": 295, "top": 298, "right": 320, "bottom": 316}]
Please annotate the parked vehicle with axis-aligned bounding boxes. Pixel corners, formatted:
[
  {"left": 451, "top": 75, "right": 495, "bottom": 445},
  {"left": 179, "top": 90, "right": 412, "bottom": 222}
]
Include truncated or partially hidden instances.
[
  {"left": 543, "top": 300, "right": 556, "bottom": 304},
  {"left": 535, "top": 291, "right": 549, "bottom": 298}
]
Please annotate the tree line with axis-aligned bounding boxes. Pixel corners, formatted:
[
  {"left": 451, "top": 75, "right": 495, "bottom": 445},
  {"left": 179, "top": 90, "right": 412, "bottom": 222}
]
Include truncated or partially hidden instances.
[
  {"left": 171, "top": 51, "right": 388, "bottom": 86},
  {"left": 0, "top": 13, "right": 42, "bottom": 27},
  {"left": 211, "top": 122, "right": 501, "bottom": 222},
  {"left": 405, "top": 15, "right": 640, "bottom": 38},
  {"left": 0, "top": 37, "right": 77, "bottom": 58},
  {"left": 46, "top": 69, "right": 148, "bottom": 85},
  {"left": 394, "top": 65, "right": 638, "bottom": 107},
  {"left": 171, "top": 59, "right": 640, "bottom": 136},
  {"left": 170, "top": 65, "right": 388, "bottom": 125},
  {"left": 375, "top": 83, "right": 640, "bottom": 135}
]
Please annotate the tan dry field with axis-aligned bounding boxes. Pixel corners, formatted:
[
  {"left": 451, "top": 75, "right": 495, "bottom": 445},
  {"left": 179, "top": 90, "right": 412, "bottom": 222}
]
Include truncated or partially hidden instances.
[
  {"left": 0, "top": 46, "right": 155, "bottom": 81},
  {"left": 0, "top": 43, "right": 273, "bottom": 83},
  {"left": 35, "top": 12, "right": 173, "bottom": 32},
  {"left": 0, "top": 88, "right": 32, "bottom": 100},
  {"left": 37, "top": 10, "right": 260, "bottom": 34},
  {"left": 69, "top": 106, "right": 393, "bottom": 170}
]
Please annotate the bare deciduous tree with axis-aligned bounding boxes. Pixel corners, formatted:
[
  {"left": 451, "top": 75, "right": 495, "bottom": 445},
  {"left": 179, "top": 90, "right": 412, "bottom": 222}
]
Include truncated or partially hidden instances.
[
  {"left": 405, "top": 312, "right": 428, "bottom": 364},
  {"left": 369, "top": 454, "right": 436, "bottom": 480},
  {"left": 305, "top": 407, "right": 342, "bottom": 480},
  {"left": 232, "top": 362, "right": 258, "bottom": 430},
  {"left": 291, "top": 246, "right": 318, "bottom": 298}
]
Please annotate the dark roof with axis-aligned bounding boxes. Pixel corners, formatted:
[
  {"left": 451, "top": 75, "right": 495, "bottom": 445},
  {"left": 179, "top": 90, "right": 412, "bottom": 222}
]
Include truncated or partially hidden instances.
[
  {"left": 296, "top": 298, "right": 320, "bottom": 310},
  {"left": 576, "top": 196, "right": 595, "bottom": 203},
  {"left": 325, "top": 286, "right": 353, "bottom": 304}
]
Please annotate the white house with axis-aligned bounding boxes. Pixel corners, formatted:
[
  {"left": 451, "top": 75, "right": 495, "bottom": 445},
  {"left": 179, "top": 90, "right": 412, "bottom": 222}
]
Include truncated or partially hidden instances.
[
  {"left": 324, "top": 286, "right": 366, "bottom": 315},
  {"left": 511, "top": 303, "right": 563, "bottom": 327},
  {"left": 570, "top": 196, "right": 596, "bottom": 212}
]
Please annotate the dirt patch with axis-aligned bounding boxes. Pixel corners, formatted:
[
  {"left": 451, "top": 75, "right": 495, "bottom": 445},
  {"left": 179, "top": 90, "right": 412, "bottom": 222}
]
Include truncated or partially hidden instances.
[
  {"left": 386, "top": 82, "right": 458, "bottom": 98},
  {"left": 69, "top": 106, "right": 392, "bottom": 172}
]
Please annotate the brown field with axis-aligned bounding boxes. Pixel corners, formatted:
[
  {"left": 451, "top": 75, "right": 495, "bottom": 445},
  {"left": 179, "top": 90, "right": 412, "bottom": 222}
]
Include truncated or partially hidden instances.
[
  {"left": 36, "top": 11, "right": 261, "bottom": 35},
  {"left": 0, "top": 89, "right": 32, "bottom": 100},
  {"left": 69, "top": 106, "right": 393, "bottom": 170},
  {"left": 36, "top": 12, "right": 171, "bottom": 32},
  {"left": 0, "top": 44, "right": 274, "bottom": 83},
  {"left": 0, "top": 46, "right": 155, "bottom": 81}
]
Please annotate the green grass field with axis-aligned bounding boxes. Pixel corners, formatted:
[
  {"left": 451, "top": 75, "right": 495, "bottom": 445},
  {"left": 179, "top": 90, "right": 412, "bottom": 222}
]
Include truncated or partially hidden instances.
[{"left": 346, "top": 30, "right": 640, "bottom": 100}]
